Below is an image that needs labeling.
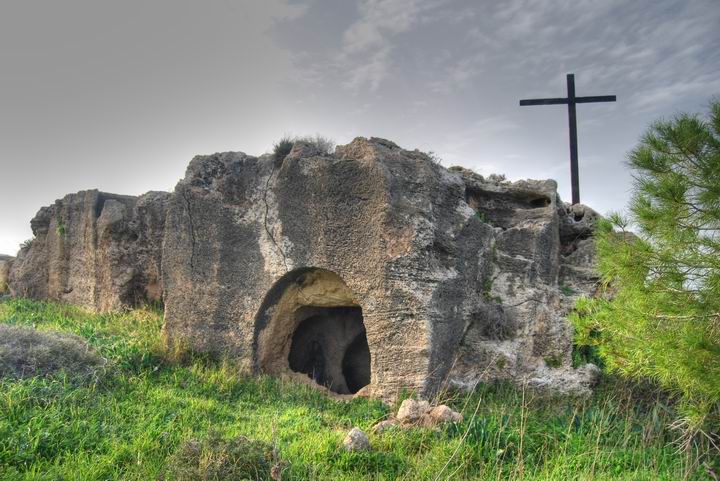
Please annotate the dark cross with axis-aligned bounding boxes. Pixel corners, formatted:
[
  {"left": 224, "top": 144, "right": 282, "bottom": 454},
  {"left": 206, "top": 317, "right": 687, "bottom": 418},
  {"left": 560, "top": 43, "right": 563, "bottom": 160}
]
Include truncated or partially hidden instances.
[{"left": 520, "top": 73, "right": 616, "bottom": 205}]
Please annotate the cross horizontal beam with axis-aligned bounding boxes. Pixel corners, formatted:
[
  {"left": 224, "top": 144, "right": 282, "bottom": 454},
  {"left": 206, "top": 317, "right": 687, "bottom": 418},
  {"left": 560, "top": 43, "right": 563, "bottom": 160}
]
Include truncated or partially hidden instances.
[
  {"left": 519, "top": 73, "right": 616, "bottom": 205},
  {"left": 519, "top": 95, "right": 616, "bottom": 106}
]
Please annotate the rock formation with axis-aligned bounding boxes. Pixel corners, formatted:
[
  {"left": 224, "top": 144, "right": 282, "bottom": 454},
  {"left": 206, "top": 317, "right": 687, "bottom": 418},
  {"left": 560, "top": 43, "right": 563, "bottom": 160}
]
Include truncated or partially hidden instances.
[
  {"left": 0, "top": 255, "right": 13, "bottom": 294},
  {"left": 8, "top": 190, "right": 170, "bottom": 311},
  {"left": 5, "top": 137, "right": 601, "bottom": 400}
]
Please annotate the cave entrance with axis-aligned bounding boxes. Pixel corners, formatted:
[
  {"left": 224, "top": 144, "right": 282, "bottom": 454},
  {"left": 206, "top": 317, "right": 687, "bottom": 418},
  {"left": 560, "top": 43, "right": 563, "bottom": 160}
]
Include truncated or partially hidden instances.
[
  {"left": 289, "top": 306, "right": 370, "bottom": 394},
  {"left": 254, "top": 268, "right": 371, "bottom": 395}
]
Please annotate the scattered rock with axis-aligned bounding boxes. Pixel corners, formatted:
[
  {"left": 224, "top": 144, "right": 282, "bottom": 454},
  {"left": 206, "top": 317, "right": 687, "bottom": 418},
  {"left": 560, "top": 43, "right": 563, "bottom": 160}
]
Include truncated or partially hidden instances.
[
  {"left": 397, "top": 399, "right": 431, "bottom": 424},
  {"left": 390, "top": 399, "right": 463, "bottom": 430},
  {"left": 371, "top": 419, "right": 398, "bottom": 433},
  {"left": 428, "top": 404, "right": 464, "bottom": 424},
  {"left": 343, "top": 427, "right": 370, "bottom": 452}
]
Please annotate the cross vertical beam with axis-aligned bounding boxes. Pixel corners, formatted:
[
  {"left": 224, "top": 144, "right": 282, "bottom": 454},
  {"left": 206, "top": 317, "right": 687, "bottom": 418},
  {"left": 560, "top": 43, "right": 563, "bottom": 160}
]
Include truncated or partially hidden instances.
[
  {"left": 519, "top": 73, "right": 616, "bottom": 205},
  {"left": 567, "top": 74, "right": 579, "bottom": 204}
]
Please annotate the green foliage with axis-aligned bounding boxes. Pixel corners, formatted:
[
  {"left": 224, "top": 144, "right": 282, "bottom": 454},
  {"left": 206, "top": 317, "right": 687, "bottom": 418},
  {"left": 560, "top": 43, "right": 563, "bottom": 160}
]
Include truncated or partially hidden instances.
[
  {"left": 0, "top": 299, "right": 713, "bottom": 480},
  {"left": 482, "top": 278, "right": 493, "bottom": 299},
  {"left": 571, "top": 338, "right": 605, "bottom": 369},
  {"left": 543, "top": 354, "right": 563, "bottom": 369},
  {"left": 55, "top": 217, "right": 66, "bottom": 237},
  {"left": 20, "top": 238, "right": 34, "bottom": 250},
  {"left": 572, "top": 100, "right": 720, "bottom": 437},
  {"left": 426, "top": 151, "right": 443, "bottom": 164},
  {"left": 272, "top": 135, "right": 294, "bottom": 164}
]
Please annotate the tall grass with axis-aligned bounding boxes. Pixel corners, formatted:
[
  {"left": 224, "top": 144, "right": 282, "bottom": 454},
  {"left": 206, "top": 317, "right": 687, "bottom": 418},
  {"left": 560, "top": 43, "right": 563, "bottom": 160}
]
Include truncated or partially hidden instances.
[{"left": 0, "top": 299, "right": 714, "bottom": 480}]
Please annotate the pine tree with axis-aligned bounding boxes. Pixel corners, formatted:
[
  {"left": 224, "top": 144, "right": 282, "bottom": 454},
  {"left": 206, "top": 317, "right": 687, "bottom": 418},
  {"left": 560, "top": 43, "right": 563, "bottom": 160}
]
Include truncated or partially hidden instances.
[{"left": 573, "top": 100, "right": 720, "bottom": 436}]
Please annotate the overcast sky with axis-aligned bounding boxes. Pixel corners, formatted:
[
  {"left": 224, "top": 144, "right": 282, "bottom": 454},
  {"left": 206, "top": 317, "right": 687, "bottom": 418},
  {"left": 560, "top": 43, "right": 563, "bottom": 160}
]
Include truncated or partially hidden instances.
[{"left": 1, "top": 0, "right": 719, "bottom": 255}]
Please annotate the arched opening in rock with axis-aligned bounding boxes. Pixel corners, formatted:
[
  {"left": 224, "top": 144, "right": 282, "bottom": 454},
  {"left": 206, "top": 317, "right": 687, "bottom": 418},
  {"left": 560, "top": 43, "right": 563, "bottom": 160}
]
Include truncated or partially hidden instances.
[
  {"left": 254, "top": 268, "right": 371, "bottom": 395},
  {"left": 288, "top": 306, "right": 370, "bottom": 394}
]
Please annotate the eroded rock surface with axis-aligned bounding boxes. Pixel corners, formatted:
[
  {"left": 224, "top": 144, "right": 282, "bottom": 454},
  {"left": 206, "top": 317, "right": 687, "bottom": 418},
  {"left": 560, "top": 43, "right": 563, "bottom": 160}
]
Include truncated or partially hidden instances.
[
  {"left": 446, "top": 167, "right": 599, "bottom": 395},
  {"left": 0, "top": 255, "right": 12, "bottom": 294},
  {"left": 8, "top": 190, "right": 170, "bottom": 311},
  {"left": 6, "top": 137, "right": 602, "bottom": 400}
]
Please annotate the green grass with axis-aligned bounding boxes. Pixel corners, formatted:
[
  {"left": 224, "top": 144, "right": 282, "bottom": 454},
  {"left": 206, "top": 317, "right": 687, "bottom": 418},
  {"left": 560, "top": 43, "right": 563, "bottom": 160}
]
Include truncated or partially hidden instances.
[{"left": 0, "top": 299, "right": 715, "bottom": 480}]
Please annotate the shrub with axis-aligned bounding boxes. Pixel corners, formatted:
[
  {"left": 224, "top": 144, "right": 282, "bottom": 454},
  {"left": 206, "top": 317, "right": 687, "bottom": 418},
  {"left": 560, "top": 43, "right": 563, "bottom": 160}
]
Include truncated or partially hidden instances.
[
  {"left": 572, "top": 100, "right": 720, "bottom": 437},
  {"left": 272, "top": 134, "right": 335, "bottom": 165},
  {"left": 426, "top": 151, "right": 443, "bottom": 164},
  {"left": 272, "top": 135, "right": 294, "bottom": 165},
  {"left": 0, "top": 324, "right": 106, "bottom": 380},
  {"left": 163, "top": 431, "right": 280, "bottom": 481},
  {"left": 300, "top": 134, "right": 335, "bottom": 155}
]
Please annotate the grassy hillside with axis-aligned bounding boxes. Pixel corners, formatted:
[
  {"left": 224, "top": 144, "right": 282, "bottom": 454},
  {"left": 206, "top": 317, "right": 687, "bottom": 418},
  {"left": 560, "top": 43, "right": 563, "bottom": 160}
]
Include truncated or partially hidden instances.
[{"left": 0, "top": 299, "right": 713, "bottom": 480}]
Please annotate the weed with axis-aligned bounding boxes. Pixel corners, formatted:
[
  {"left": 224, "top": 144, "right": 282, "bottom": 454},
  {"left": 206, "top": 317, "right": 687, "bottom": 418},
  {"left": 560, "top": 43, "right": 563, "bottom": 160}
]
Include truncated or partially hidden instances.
[
  {"left": 482, "top": 278, "right": 493, "bottom": 298},
  {"left": 55, "top": 216, "right": 66, "bottom": 236},
  {"left": 543, "top": 353, "right": 564, "bottom": 368},
  {"left": 272, "top": 134, "right": 335, "bottom": 165},
  {"left": 272, "top": 136, "right": 294, "bottom": 165},
  {"left": 426, "top": 151, "right": 443, "bottom": 165}
]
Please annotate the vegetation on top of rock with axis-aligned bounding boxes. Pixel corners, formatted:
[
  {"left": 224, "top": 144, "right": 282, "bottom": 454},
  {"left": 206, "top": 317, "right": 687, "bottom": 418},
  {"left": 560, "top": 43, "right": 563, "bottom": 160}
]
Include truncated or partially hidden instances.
[
  {"left": 0, "top": 324, "right": 105, "bottom": 380},
  {"left": 272, "top": 135, "right": 294, "bottom": 164},
  {"left": 272, "top": 134, "right": 335, "bottom": 164},
  {"left": 572, "top": 100, "right": 720, "bottom": 440}
]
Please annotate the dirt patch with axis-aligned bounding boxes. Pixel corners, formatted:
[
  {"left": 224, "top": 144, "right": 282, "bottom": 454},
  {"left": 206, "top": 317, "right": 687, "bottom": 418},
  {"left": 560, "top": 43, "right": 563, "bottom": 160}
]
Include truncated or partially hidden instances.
[
  {"left": 163, "top": 431, "right": 282, "bottom": 481},
  {"left": 0, "top": 324, "right": 105, "bottom": 380}
]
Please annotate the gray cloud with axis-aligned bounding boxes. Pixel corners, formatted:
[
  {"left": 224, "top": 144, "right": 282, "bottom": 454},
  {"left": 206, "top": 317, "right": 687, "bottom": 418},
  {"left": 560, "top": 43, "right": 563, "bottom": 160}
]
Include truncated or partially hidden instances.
[{"left": 1, "top": 0, "right": 718, "bottom": 255}]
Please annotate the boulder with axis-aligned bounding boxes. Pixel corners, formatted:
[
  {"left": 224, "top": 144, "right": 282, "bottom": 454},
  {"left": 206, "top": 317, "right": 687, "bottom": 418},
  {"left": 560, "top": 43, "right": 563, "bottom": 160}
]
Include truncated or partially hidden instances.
[
  {"left": 428, "top": 404, "right": 463, "bottom": 424},
  {"left": 162, "top": 139, "right": 492, "bottom": 398},
  {"left": 396, "top": 399, "right": 431, "bottom": 424}
]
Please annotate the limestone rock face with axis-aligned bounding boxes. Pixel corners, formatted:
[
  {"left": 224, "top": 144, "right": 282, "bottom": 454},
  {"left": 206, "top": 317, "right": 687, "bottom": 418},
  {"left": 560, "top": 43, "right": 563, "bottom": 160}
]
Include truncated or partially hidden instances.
[
  {"left": 0, "top": 255, "right": 13, "bottom": 294},
  {"left": 160, "top": 138, "right": 600, "bottom": 399},
  {"left": 8, "top": 190, "right": 170, "bottom": 311},
  {"left": 7, "top": 137, "right": 602, "bottom": 400},
  {"left": 162, "top": 139, "right": 491, "bottom": 399},
  {"left": 446, "top": 167, "right": 599, "bottom": 394}
]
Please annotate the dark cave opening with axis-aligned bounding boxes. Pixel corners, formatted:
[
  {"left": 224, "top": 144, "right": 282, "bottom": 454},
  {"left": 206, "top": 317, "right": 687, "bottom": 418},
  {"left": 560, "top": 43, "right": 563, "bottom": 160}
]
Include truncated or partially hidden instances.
[{"left": 288, "top": 306, "right": 370, "bottom": 395}]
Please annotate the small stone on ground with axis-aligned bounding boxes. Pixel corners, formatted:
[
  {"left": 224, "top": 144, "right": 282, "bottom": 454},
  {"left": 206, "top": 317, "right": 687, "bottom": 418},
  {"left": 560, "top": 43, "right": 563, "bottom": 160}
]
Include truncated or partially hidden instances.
[{"left": 343, "top": 427, "right": 370, "bottom": 452}]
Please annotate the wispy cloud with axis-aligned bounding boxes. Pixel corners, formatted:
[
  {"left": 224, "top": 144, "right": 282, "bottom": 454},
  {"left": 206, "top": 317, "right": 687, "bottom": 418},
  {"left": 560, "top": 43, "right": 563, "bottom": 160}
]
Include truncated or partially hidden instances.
[{"left": 338, "top": 0, "right": 445, "bottom": 92}]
